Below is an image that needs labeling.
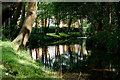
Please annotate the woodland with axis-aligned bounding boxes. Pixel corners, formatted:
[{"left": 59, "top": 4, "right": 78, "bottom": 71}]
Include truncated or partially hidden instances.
[{"left": 1, "top": 1, "right": 120, "bottom": 80}]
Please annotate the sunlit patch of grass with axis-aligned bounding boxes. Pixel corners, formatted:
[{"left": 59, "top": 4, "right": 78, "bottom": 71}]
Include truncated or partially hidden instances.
[
  {"left": 47, "top": 32, "right": 80, "bottom": 38},
  {"left": 47, "top": 33, "right": 60, "bottom": 38},
  {"left": 1, "top": 41, "right": 60, "bottom": 78},
  {"left": 59, "top": 33, "right": 70, "bottom": 37}
]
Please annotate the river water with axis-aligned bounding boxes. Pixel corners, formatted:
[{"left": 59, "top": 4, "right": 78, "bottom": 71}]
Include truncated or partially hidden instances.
[{"left": 27, "top": 38, "right": 120, "bottom": 80}]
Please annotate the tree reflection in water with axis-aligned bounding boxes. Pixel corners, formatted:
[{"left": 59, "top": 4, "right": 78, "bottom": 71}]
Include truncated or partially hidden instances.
[{"left": 27, "top": 38, "right": 120, "bottom": 80}]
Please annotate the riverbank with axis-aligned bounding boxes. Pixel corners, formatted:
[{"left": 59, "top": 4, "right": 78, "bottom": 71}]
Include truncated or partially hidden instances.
[
  {"left": 1, "top": 41, "right": 61, "bottom": 79},
  {"left": 28, "top": 32, "right": 84, "bottom": 48}
]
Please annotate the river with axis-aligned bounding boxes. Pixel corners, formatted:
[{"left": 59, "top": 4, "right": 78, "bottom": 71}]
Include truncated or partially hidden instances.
[{"left": 27, "top": 38, "right": 120, "bottom": 80}]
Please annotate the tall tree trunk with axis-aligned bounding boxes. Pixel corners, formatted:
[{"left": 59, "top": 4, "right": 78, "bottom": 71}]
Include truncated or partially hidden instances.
[
  {"left": 41, "top": 13, "right": 44, "bottom": 34},
  {"left": 96, "top": 10, "right": 103, "bottom": 32},
  {"left": 108, "top": 6, "right": 111, "bottom": 24},
  {"left": 40, "top": 2, "right": 45, "bottom": 34},
  {"left": 80, "top": 18, "right": 83, "bottom": 35},
  {"left": 66, "top": 17, "right": 72, "bottom": 34},
  {"left": 12, "top": 2, "right": 37, "bottom": 50},
  {"left": 55, "top": 14, "right": 60, "bottom": 35},
  {"left": 96, "top": 3, "right": 104, "bottom": 32},
  {"left": 35, "top": 49, "right": 37, "bottom": 61},
  {"left": 56, "top": 44, "right": 59, "bottom": 56},
  {"left": 42, "top": 47, "right": 45, "bottom": 62},
  {"left": 44, "top": 18, "right": 47, "bottom": 35},
  {"left": 47, "top": 16, "right": 50, "bottom": 28},
  {"left": 19, "top": 3, "right": 26, "bottom": 28},
  {"left": 55, "top": 22, "right": 59, "bottom": 35}
]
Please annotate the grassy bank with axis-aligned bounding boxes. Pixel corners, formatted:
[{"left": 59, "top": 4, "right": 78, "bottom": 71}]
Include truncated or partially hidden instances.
[{"left": 1, "top": 41, "right": 60, "bottom": 79}]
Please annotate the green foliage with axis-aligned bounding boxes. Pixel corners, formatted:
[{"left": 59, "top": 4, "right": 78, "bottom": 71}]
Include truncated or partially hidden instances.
[
  {"left": 1, "top": 41, "right": 57, "bottom": 78},
  {"left": 87, "top": 25, "right": 120, "bottom": 52},
  {"left": 2, "top": 24, "right": 21, "bottom": 40},
  {"left": 32, "top": 26, "right": 80, "bottom": 34},
  {"left": 37, "top": 2, "right": 54, "bottom": 20}
]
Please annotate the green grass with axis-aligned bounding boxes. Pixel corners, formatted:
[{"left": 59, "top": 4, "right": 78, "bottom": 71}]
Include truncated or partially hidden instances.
[
  {"left": 47, "top": 32, "right": 81, "bottom": 38},
  {"left": 1, "top": 40, "right": 60, "bottom": 78},
  {"left": 47, "top": 33, "right": 60, "bottom": 38},
  {"left": 47, "top": 33, "right": 70, "bottom": 38}
]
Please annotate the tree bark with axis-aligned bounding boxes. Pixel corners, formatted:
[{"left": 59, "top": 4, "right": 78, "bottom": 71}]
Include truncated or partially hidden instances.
[
  {"left": 95, "top": 3, "right": 104, "bottom": 32},
  {"left": 35, "top": 49, "right": 37, "bottom": 61},
  {"left": 19, "top": 3, "right": 26, "bottom": 28},
  {"left": 108, "top": 6, "right": 111, "bottom": 24},
  {"left": 12, "top": 2, "right": 37, "bottom": 50},
  {"left": 44, "top": 18, "right": 47, "bottom": 35},
  {"left": 55, "top": 14, "right": 60, "bottom": 35},
  {"left": 96, "top": 10, "right": 103, "bottom": 32},
  {"left": 80, "top": 18, "right": 83, "bottom": 34},
  {"left": 41, "top": 13, "right": 44, "bottom": 34},
  {"left": 66, "top": 17, "right": 72, "bottom": 34},
  {"left": 47, "top": 16, "right": 50, "bottom": 28}
]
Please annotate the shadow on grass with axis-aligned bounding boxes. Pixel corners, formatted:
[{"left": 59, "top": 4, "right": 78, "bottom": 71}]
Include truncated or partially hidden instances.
[{"left": 1, "top": 41, "right": 53, "bottom": 78}]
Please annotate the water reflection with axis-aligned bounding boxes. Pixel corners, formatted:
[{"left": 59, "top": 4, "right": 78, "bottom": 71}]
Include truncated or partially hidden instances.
[{"left": 27, "top": 39, "right": 120, "bottom": 80}]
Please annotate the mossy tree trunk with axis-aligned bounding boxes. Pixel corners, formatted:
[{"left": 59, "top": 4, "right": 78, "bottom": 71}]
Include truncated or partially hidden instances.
[{"left": 12, "top": 2, "right": 37, "bottom": 50}]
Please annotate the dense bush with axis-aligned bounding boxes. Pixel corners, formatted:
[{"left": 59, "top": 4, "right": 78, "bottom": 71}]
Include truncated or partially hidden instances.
[
  {"left": 86, "top": 25, "right": 120, "bottom": 53},
  {"left": 27, "top": 33, "right": 47, "bottom": 48},
  {"left": 2, "top": 25, "right": 21, "bottom": 40}
]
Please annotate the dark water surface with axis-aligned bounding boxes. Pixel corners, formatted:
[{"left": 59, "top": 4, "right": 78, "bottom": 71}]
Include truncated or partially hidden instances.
[{"left": 27, "top": 38, "right": 120, "bottom": 80}]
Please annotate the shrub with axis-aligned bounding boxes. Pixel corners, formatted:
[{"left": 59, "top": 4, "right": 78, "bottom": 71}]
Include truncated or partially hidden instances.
[{"left": 86, "top": 25, "right": 120, "bottom": 53}]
